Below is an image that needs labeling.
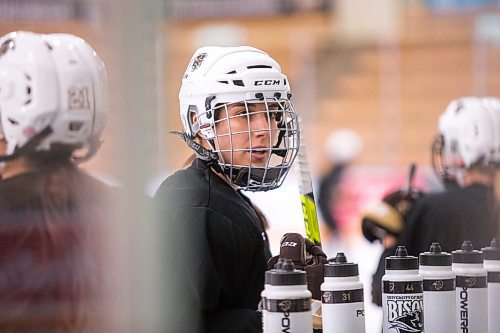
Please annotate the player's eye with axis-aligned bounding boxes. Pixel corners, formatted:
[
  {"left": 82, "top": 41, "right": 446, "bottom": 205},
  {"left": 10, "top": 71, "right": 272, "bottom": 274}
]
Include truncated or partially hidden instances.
[{"left": 235, "top": 108, "right": 248, "bottom": 116}]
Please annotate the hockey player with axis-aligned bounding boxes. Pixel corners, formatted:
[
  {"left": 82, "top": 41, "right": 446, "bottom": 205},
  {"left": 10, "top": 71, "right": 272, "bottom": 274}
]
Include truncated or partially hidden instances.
[
  {"left": 318, "top": 129, "right": 363, "bottom": 235},
  {"left": 400, "top": 97, "right": 500, "bottom": 254},
  {"left": 371, "top": 97, "right": 500, "bottom": 305},
  {"left": 0, "top": 31, "right": 112, "bottom": 331},
  {"left": 154, "top": 46, "right": 300, "bottom": 332}
]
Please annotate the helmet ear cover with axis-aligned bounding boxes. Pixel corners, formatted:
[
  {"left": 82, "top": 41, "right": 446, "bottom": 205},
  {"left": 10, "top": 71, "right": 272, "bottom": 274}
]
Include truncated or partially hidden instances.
[{"left": 186, "top": 105, "right": 200, "bottom": 138}]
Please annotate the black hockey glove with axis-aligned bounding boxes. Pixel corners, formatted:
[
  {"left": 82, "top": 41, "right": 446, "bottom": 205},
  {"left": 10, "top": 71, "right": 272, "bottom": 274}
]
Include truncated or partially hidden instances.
[
  {"left": 267, "top": 233, "right": 328, "bottom": 300},
  {"left": 361, "top": 188, "right": 425, "bottom": 243}
]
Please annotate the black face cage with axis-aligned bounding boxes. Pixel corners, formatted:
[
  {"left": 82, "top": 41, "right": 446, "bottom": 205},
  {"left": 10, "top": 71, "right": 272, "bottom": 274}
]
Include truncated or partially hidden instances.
[
  {"left": 431, "top": 134, "right": 449, "bottom": 181},
  {"left": 432, "top": 134, "right": 463, "bottom": 190},
  {"left": 206, "top": 96, "right": 300, "bottom": 191}
]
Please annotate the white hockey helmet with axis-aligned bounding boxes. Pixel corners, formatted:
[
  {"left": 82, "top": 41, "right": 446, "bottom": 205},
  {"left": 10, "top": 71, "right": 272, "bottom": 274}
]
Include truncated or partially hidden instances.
[
  {"left": 0, "top": 31, "right": 107, "bottom": 162},
  {"left": 432, "top": 97, "right": 500, "bottom": 182},
  {"left": 324, "top": 129, "right": 363, "bottom": 164},
  {"left": 178, "top": 46, "right": 300, "bottom": 191}
]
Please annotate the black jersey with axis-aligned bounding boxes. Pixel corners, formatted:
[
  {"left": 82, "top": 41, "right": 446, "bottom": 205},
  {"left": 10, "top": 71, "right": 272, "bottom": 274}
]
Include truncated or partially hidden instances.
[
  {"left": 398, "top": 183, "right": 498, "bottom": 255},
  {"left": 154, "top": 159, "right": 271, "bottom": 333},
  {"left": 0, "top": 168, "right": 116, "bottom": 332},
  {"left": 371, "top": 183, "right": 499, "bottom": 306},
  {"left": 317, "top": 164, "right": 346, "bottom": 232}
]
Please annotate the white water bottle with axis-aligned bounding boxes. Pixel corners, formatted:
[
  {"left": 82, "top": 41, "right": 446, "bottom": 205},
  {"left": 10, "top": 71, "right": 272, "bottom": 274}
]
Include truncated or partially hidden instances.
[
  {"left": 263, "top": 259, "right": 312, "bottom": 333},
  {"left": 483, "top": 238, "right": 500, "bottom": 333},
  {"left": 419, "top": 242, "right": 455, "bottom": 333},
  {"left": 321, "top": 252, "right": 365, "bottom": 333},
  {"left": 452, "top": 240, "right": 487, "bottom": 333},
  {"left": 382, "top": 246, "right": 424, "bottom": 333},
  {"left": 262, "top": 258, "right": 285, "bottom": 331}
]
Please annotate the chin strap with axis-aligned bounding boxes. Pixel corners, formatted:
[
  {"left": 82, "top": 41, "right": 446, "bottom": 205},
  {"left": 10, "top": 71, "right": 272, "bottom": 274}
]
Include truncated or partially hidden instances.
[
  {"left": 0, "top": 126, "right": 53, "bottom": 162},
  {"left": 171, "top": 131, "right": 223, "bottom": 173},
  {"left": 272, "top": 127, "right": 287, "bottom": 157}
]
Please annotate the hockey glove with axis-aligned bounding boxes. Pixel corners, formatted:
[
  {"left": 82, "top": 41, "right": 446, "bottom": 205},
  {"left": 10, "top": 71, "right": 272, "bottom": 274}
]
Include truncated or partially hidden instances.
[{"left": 267, "top": 233, "right": 328, "bottom": 300}]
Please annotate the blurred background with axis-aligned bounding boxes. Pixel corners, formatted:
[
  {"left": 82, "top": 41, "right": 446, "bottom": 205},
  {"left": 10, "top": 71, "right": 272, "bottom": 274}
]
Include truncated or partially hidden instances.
[{"left": 2, "top": 0, "right": 500, "bottom": 331}]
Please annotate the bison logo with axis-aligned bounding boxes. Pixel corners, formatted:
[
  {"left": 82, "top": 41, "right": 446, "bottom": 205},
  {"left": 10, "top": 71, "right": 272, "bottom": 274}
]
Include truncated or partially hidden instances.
[
  {"left": 191, "top": 52, "right": 207, "bottom": 72},
  {"left": 465, "top": 277, "right": 476, "bottom": 288},
  {"left": 278, "top": 300, "right": 291, "bottom": 312},
  {"left": 388, "top": 310, "right": 423, "bottom": 333},
  {"left": 322, "top": 292, "right": 332, "bottom": 303},
  {"left": 432, "top": 280, "right": 444, "bottom": 291}
]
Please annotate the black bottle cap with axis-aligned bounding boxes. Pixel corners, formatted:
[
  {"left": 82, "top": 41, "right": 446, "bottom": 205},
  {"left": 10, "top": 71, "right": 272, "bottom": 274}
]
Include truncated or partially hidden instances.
[
  {"left": 276, "top": 258, "right": 286, "bottom": 270},
  {"left": 482, "top": 238, "right": 500, "bottom": 260},
  {"left": 324, "top": 252, "right": 359, "bottom": 277},
  {"left": 267, "top": 259, "right": 307, "bottom": 286},
  {"left": 452, "top": 240, "right": 484, "bottom": 264},
  {"left": 385, "top": 246, "right": 418, "bottom": 270},
  {"left": 265, "top": 258, "right": 287, "bottom": 284},
  {"left": 419, "top": 242, "right": 452, "bottom": 266}
]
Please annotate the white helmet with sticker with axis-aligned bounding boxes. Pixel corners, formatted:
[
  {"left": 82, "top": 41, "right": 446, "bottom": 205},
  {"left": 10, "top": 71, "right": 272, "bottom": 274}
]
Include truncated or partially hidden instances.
[
  {"left": 178, "top": 46, "right": 300, "bottom": 191},
  {"left": 0, "top": 31, "right": 107, "bottom": 162},
  {"left": 432, "top": 96, "right": 500, "bottom": 182}
]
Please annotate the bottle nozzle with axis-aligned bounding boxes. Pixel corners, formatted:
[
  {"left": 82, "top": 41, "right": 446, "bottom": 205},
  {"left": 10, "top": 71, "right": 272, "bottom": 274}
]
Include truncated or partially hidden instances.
[
  {"left": 491, "top": 238, "right": 500, "bottom": 249},
  {"left": 276, "top": 258, "right": 286, "bottom": 270},
  {"left": 461, "top": 240, "right": 474, "bottom": 252},
  {"left": 395, "top": 246, "right": 408, "bottom": 257},
  {"left": 430, "top": 242, "right": 442, "bottom": 254},
  {"left": 281, "top": 259, "right": 295, "bottom": 271},
  {"left": 334, "top": 252, "right": 347, "bottom": 264}
]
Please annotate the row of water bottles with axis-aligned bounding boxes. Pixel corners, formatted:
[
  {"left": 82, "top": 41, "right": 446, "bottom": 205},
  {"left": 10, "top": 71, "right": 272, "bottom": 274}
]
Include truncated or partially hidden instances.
[{"left": 261, "top": 238, "right": 500, "bottom": 333}]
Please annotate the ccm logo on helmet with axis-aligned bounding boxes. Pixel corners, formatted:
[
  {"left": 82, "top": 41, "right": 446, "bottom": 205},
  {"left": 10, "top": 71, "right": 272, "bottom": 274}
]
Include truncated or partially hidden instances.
[{"left": 254, "top": 79, "right": 281, "bottom": 86}]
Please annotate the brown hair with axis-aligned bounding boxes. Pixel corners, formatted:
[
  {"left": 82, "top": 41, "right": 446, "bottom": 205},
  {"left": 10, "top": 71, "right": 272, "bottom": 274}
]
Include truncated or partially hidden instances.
[
  {"left": 0, "top": 151, "right": 108, "bottom": 331},
  {"left": 183, "top": 153, "right": 197, "bottom": 168}
]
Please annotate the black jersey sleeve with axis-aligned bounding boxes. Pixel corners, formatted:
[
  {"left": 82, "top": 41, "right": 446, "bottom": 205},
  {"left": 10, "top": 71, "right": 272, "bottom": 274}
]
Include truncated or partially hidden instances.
[
  {"left": 396, "top": 198, "right": 437, "bottom": 256},
  {"left": 157, "top": 203, "right": 262, "bottom": 333}
]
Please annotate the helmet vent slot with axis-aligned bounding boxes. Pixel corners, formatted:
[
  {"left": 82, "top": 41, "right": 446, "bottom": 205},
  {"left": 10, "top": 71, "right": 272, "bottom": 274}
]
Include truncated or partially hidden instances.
[
  {"left": 218, "top": 81, "right": 229, "bottom": 84},
  {"left": 69, "top": 121, "right": 84, "bottom": 132},
  {"left": 232, "top": 80, "right": 244, "bottom": 87},
  {"left": 247, "top": 65, "right": 271, "bottom": 69},
  {"left": 8, "top": 118, "right": 19, "bottom": 125},
  {"left": 226, "top": 70, "right": 236, "bottom": 74}
]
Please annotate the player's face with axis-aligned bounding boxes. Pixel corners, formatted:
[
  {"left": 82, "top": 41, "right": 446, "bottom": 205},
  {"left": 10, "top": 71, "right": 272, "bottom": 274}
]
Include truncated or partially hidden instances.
[{"left": 214, "top": 102, "right": 279, "bottom": 168}]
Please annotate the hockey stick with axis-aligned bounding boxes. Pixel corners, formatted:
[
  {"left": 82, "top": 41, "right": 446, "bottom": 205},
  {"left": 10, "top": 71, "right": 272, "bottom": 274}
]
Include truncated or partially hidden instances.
[
  {"left": 404, "top": 163, "right": 417, "bottom": 195},
  {"left": 295, "top": 115, "right": 322, "bottom": 246}
]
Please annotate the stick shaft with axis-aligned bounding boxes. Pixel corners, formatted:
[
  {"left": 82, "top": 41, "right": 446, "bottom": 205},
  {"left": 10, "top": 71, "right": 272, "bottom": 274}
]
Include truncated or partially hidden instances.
[{"left": 296, "top": 116, "right": 321, "bottom": 246}]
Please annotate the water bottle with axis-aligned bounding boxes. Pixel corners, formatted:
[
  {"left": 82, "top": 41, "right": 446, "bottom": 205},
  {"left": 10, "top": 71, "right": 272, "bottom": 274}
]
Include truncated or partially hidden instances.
[
  {"left": 452, "top": 240, "right": 487, "bottom": 333},
  {"left": 382, "top": 246, "right": 424, "bottom": 333},
  {"left": 483, "top": 238, "right": 500, "bottom": 333},
  {"left": 263, "top": 259, "right": 312, "bottom": 333},
  {"left": 321, "top": 252, "right": 365, "bottom": 333},
  {"left": 419, "top": 242, "right": 455, "bottom": 333},
  {"left": 262, "top": 258, "right": 285, "bottom": 331}
]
